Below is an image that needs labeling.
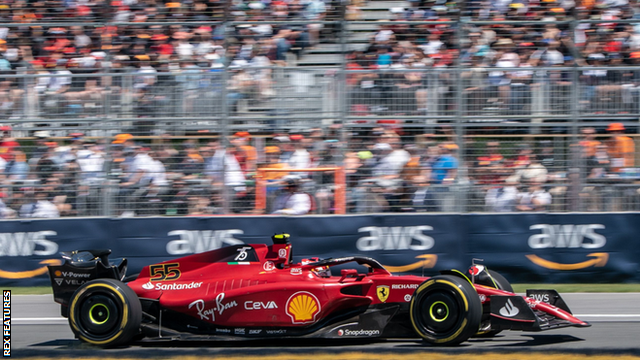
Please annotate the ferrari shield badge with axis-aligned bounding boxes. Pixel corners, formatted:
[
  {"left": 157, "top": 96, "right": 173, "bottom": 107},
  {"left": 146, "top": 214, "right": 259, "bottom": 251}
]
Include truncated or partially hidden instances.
[{"left": 376, "top": 285, "right": 390, "bottom": 303}]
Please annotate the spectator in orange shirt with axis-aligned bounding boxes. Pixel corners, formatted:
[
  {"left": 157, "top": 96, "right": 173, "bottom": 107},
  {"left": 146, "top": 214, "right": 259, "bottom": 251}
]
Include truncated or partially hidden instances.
[
  {"left": 606, "top": 122, "right": 635, "bottom": 172},
  {"left": 579, "top": 127, "right": 600, "bottom": 159},
  {"left": 260, "top": 146, "right": 289, "bottom": 181},
  {"left": 231, "top": 131, "right": 257, "bottom": 173}
]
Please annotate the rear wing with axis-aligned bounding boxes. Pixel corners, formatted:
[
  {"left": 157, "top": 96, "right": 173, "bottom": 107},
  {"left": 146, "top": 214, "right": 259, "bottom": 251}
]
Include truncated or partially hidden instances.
[{"left": 47, "top": 249, "right": 127, "bottom": 317}]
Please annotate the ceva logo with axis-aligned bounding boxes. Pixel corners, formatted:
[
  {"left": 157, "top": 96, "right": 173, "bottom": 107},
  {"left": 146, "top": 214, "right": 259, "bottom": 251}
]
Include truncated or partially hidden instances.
[
  {"left": 526, "top": 224, "right": 609, "bottom": 270},
  {"left": 0, "top": 231, "right": 61, "bottom": 279}
]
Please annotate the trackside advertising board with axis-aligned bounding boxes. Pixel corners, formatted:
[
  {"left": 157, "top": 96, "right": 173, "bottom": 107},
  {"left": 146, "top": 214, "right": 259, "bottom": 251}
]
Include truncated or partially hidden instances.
[{"left": 0, "top": 214, "right": 638, "bottom": 286}]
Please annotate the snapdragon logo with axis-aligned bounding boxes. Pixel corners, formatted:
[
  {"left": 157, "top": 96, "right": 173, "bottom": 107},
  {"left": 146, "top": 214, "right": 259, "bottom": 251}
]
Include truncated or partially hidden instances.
[
  {"left": 338, "top": 329, "right": 380, "bottom": 337},
  {"left": 166, "top": 230, "right": 244, "bottom": 255}
]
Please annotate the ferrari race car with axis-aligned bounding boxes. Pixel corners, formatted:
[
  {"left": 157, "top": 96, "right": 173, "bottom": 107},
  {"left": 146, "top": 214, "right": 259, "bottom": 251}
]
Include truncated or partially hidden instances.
[{"left": 48, "top": 234, "right": 590, "bottom": 347}]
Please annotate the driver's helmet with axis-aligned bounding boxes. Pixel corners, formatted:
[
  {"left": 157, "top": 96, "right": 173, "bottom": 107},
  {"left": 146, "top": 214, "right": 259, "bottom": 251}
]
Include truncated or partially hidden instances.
[{"left": 312, "top": 265, "right": 331, "bottom": 278}]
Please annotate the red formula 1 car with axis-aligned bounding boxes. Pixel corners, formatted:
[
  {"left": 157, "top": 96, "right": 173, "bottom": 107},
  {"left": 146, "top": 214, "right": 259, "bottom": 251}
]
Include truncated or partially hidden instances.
[{"left": 48, "top": 234, "right": 590, "bottom": 347}]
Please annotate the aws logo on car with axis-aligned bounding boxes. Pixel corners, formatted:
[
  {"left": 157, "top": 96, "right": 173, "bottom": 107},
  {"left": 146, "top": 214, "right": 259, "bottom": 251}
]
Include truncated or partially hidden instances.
[
  {"left": 0, "top": 231, "right": 61, "bottom": 279},
  {"left": 526, "top": 224, "right": 609, "bottom": 270}
]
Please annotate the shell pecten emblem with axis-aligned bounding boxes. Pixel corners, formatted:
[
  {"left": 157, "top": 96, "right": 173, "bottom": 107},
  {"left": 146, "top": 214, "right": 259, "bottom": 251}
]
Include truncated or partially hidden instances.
[{"left": 286, "top": 291, "right": 321, "bottom": 324}]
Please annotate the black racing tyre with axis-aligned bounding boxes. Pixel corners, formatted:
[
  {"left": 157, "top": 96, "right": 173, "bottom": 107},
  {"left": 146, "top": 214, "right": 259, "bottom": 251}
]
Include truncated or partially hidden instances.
[
  {"left": 487, "top": 270, "right": 513, "bottom": 293},
  {"left": 476, "top": 270, "right": 513, "bottom": 337},
  {"left": 410, "top": 275, "right": 482, "bottom": 346},
  {"left": 68, "top": 278, "right": 142, "bottom": 347}
]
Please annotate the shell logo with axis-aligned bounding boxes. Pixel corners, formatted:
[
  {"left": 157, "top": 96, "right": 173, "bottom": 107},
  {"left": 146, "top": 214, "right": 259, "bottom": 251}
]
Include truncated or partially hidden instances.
[{"left": 285, "top": 291, "right": 321, "bottom": 324}]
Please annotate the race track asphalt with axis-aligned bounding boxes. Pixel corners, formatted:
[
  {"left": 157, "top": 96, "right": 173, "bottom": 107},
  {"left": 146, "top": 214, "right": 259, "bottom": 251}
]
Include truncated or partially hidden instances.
[{"left": 10, "top": 293, "right": 640, "bottom": 358}]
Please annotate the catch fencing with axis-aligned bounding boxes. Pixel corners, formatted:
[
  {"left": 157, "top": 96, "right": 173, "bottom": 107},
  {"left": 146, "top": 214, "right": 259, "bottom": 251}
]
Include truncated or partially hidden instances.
[{"left": 4, "top": 16, "right": 640, "bottom": 215}]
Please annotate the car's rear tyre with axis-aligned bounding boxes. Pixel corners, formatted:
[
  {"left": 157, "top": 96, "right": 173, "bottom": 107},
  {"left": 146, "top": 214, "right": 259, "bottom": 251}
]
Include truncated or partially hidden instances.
[
  {"left": 68, "top": 278, "right": 141, "bottom": 347},
  {"left": 410, "top": 275, "right": 482, "bottom": 345},
  {"left": 476, "top": 270, "right": 513, "bottom": 337}
]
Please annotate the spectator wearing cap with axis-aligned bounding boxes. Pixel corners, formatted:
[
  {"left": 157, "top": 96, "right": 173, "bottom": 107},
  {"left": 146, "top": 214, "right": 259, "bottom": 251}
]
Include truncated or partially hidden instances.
[
  {"left": 430, "top": 143, "right": 458, "bottom": 185},
  {"left": 260, "top": 146, "right": 289, "bottom": 182},
  {"left": 287, "top": 134, "right": 311, "bottom": 172},
  {"left": 76, "top": 139, "right": 105, "bottom": 182},
  {"left": 272, "top": 177, "right": 311, "bottom": 215},
  {"left": 606, "top": 122, "right": 635, "bottom": 173},
  {"left": 0, "top": 126, "right": 18, "bottom": 162},
  {"left": 5, "top": 149, "right": 29, "bottom": 181},
  {"left": 231, "top": 131, "right": 257, "bottom": 173}
]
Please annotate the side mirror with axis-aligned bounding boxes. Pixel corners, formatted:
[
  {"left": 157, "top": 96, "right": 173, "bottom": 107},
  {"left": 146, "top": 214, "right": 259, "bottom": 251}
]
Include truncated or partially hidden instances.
[{"left": 339, "top": 269, "right": 364, "bottom": 282}]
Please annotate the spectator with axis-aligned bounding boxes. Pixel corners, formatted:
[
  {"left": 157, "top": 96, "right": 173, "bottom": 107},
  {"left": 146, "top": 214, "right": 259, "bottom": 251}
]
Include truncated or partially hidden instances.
[
  {"left": 259, "top": 146, "right": 289, "bottom": 182},
  {"left": 0, "top": 126, "right": 18, "bottom": 162},
  {"left": 231, "top": 131, "right": 257, "bottom": 173},
  {"left": 516, "top": 181, "right": 551, "bottom": 212},
  {"left": 272, "top": 177, "right": 311, "bottom": 215},
  {"left": 20, "top": 188, "right": 60, "bottom": 218},
  {"left": 606, "top": 122, "right": 635, "bottom": 172},
  {"left": 587, "top": 144, "right": 611, "bottom": 178},
  {"left": 5, "top": 150, "right": 29, "bottom": 180},
  {"left": 485, "top": 175, "right": 520, "bottom": 212},
  {"left": 288, "top": 135, "right": 311, "bottom": 171},
  {"left": 430, "top": 143, "right": 458, "bottom": 185}
]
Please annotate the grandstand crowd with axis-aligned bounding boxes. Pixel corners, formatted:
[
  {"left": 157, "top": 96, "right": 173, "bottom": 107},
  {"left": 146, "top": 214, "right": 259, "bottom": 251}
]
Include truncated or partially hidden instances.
[{"left": 0, "top": 121, "right": 635, "bottom": 217}]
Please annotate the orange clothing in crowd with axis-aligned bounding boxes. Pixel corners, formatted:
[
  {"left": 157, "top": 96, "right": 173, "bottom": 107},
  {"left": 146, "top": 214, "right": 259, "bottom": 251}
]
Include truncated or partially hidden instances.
[
  {"left": 259, "top": 163, "right": 289, "bottom": 181},
  {"left": 580, "top": 140, "right": 601, "bottom": 158},
  {"left": 607, "top": 135, "right": 635, "bottom": 172},
  {"left": 235, "top": 145, "right": 257, "bottom": 172}
]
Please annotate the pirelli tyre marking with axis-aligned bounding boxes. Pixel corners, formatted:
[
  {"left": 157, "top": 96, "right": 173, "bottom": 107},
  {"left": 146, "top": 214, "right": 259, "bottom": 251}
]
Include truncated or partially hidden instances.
[
  {"left": 69, "top": 282, "right": 129, "bottom": 346},
  {"left": 409, "top": 276, "right": 481, "bottom": 345}
]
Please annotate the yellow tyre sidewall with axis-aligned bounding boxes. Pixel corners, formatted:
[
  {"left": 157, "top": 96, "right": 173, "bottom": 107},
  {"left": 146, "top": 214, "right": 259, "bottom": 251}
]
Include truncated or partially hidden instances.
[
  {"left": 69, "top": 282, "right": 129, "bottom": 345},
  {"left": 410, "top": 278, "right": 470, "bottom": 344}
]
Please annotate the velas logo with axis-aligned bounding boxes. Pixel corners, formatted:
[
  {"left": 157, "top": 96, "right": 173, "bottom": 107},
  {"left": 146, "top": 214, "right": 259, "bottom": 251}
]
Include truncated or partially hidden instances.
[
  {"left": 526, "top": 224, "right": 609, "bottom": 270},
  {"left": 0, "top": 231, "right": 60, "bottom": 279},
  {"left": 286, "top": 291, "right": 320, "bottom": 324},
  {"left": 382, "top": 254, "right": 438, "bottom": 273}
]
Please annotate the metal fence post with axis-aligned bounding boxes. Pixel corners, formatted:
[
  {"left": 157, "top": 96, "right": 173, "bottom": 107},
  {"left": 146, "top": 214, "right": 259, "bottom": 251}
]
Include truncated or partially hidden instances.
[
  {"left": 570, "top": 66, "right": 581, "bottom": 212},
  {"left": 220, "top": 21, "right": 231, "bottom": 214}
]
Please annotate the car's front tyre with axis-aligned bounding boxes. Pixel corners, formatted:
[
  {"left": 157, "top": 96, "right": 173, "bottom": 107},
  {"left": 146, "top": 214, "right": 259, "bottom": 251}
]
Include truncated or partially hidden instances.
[
  {"left": 68, "top": 278, "right": 141, "bottom": 347},
  {"left": 410, "top": 275, "right": 482, "bottom": 346}
]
